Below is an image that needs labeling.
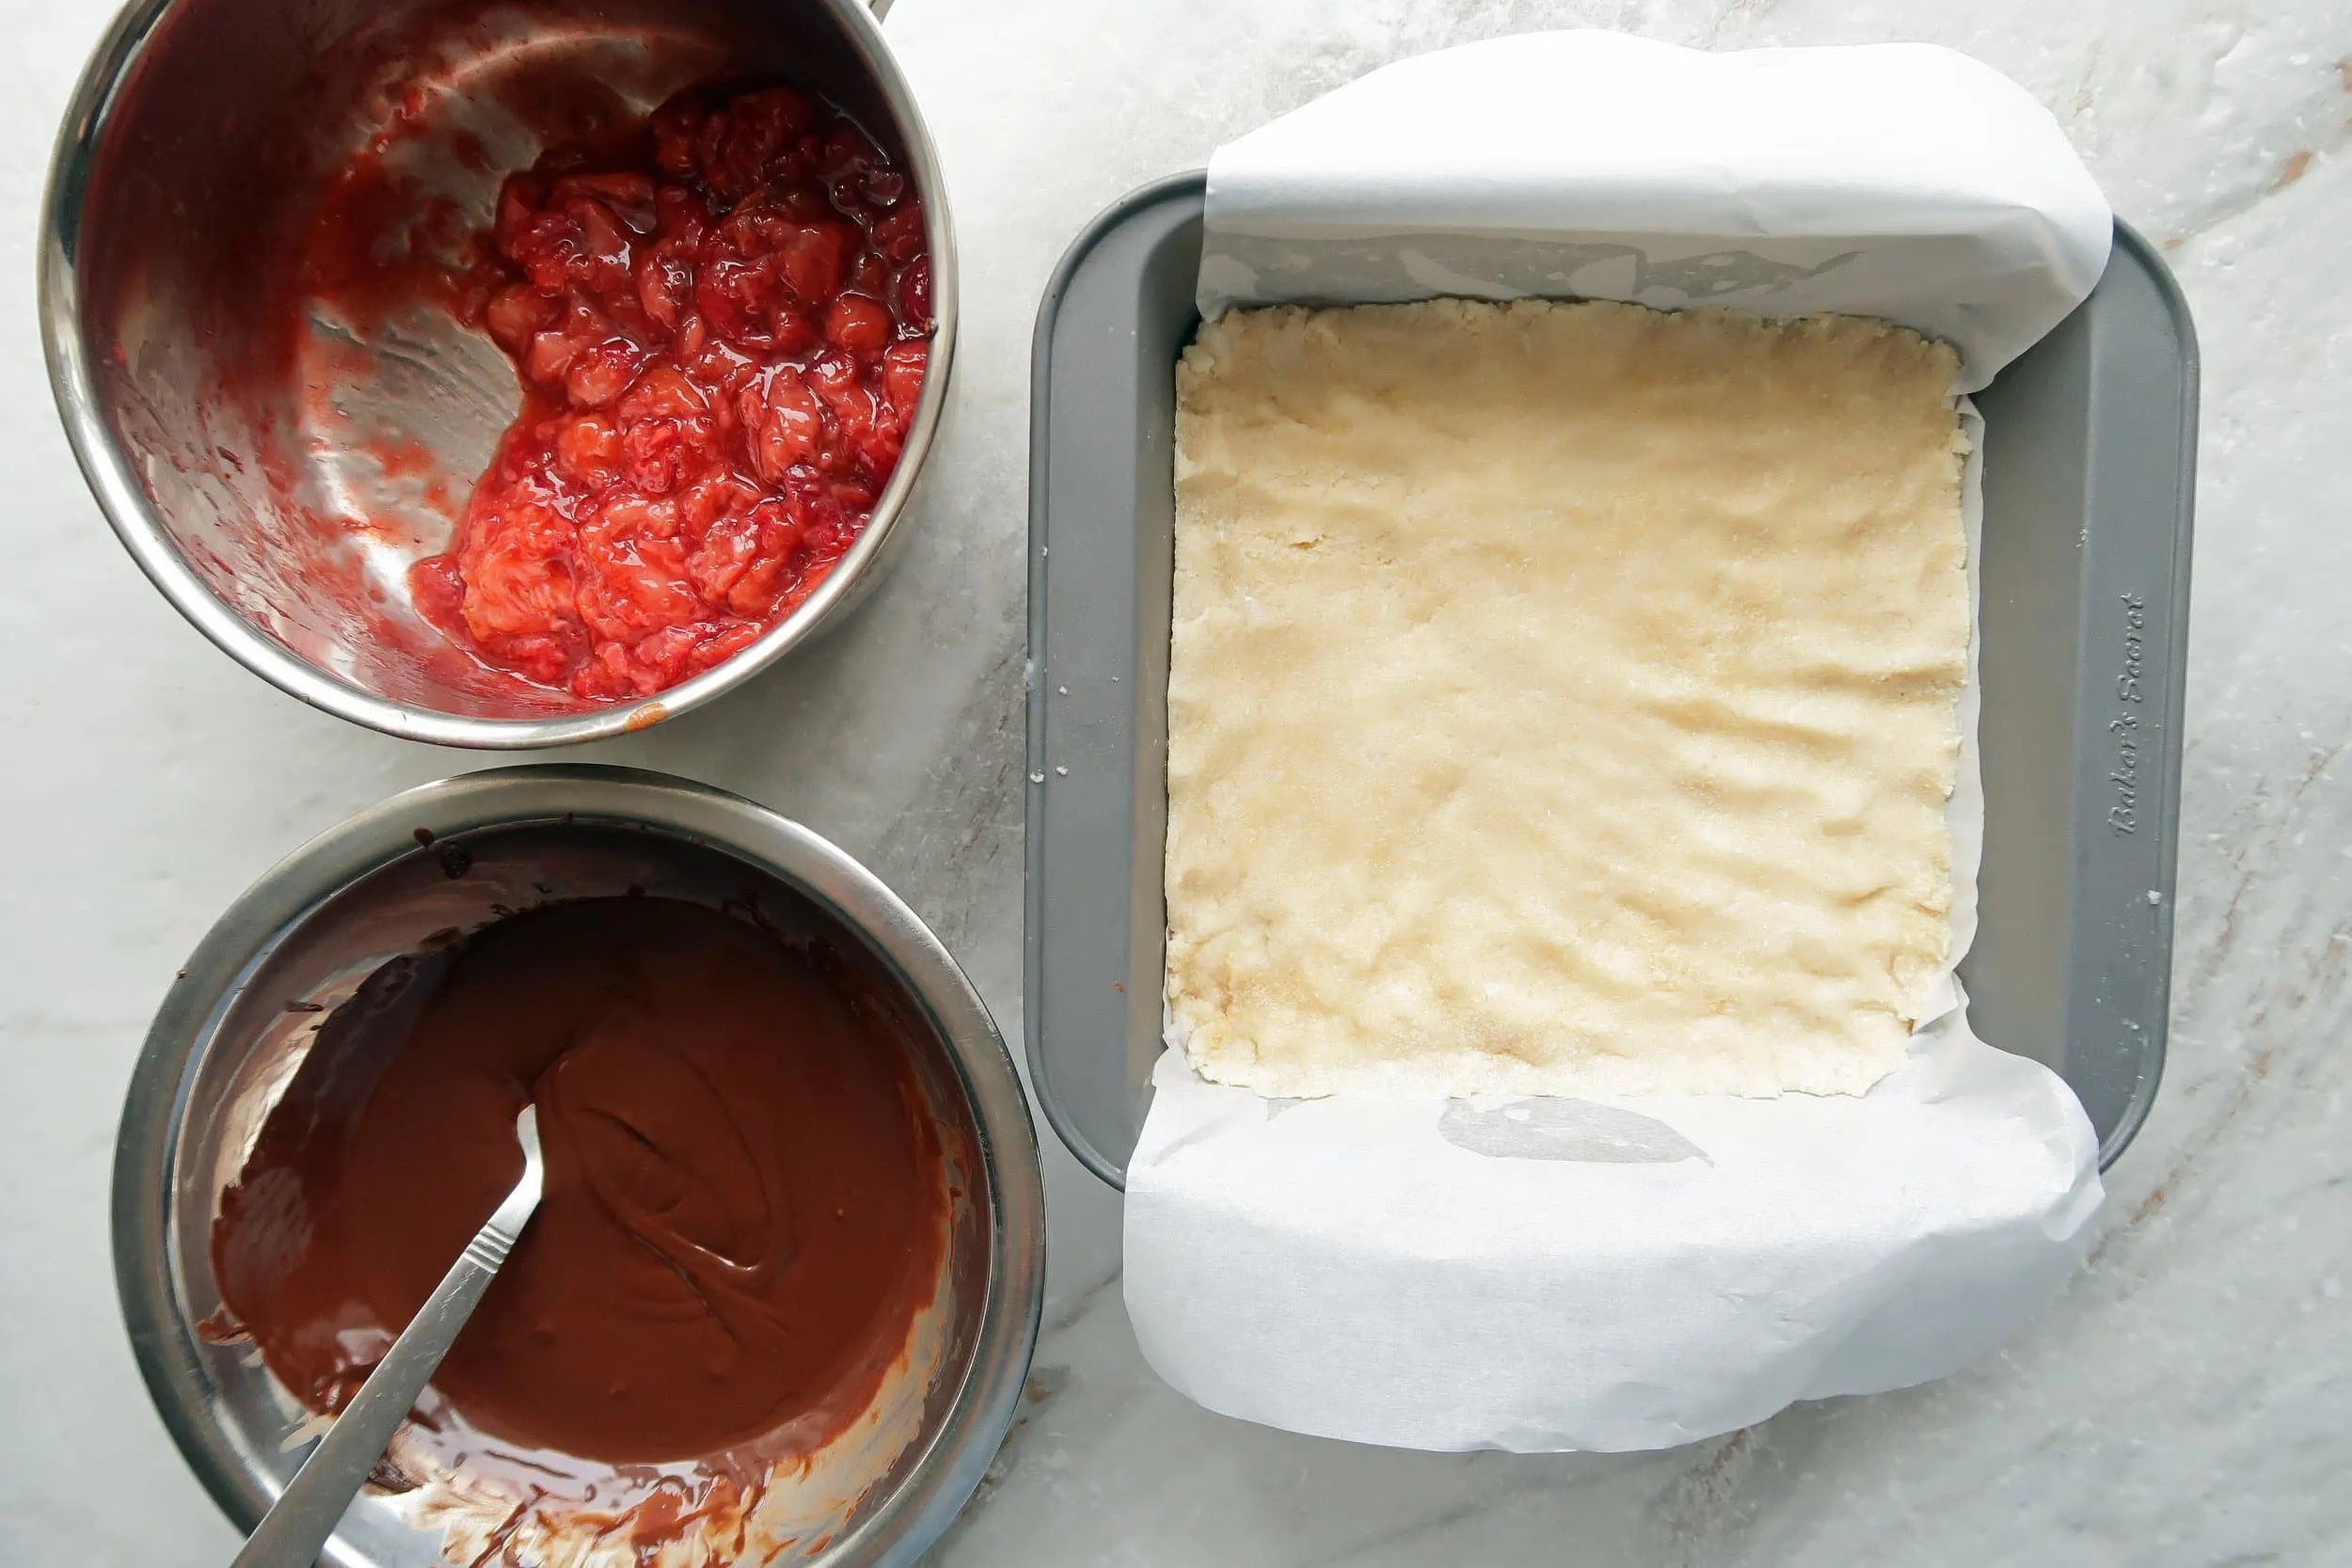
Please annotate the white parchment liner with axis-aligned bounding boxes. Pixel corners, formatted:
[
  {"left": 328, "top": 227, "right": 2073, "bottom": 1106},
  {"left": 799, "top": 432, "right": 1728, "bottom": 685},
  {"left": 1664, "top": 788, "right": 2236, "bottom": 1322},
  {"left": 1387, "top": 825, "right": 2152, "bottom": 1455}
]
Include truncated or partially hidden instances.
[{"left": 1123, "top": 33, "right": 2113, "bottom": 1453}]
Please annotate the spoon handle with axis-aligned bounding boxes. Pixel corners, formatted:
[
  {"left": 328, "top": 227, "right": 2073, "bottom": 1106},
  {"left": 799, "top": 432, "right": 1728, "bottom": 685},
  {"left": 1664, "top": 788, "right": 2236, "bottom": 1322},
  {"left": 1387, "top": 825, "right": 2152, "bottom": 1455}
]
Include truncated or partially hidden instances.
[{"left": 232, "top": 1107, "right": 545, "bottom": 1568}]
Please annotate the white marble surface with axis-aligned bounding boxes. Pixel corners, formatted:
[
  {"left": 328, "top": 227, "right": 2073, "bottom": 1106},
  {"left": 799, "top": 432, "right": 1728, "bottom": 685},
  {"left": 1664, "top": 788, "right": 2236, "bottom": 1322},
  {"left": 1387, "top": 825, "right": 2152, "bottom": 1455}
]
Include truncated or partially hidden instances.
[{"left": 2, "top": 1, "right": 2347, "bottom": 1562}]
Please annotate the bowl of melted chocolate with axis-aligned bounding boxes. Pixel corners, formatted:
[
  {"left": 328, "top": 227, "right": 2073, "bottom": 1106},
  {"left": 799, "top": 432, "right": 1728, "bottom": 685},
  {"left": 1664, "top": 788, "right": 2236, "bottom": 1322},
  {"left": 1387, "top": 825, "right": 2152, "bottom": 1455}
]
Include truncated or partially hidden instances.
[{"left": 115, "top": 766, "right": 1044, "bottom": 1567}]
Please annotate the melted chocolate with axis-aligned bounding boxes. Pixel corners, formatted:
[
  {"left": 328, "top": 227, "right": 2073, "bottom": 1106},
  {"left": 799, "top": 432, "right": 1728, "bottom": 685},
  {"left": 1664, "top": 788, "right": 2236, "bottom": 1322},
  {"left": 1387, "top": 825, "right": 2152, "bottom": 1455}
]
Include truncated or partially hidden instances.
[{"left": 213, "top": 896, "right": 946, "bottom": 1465}]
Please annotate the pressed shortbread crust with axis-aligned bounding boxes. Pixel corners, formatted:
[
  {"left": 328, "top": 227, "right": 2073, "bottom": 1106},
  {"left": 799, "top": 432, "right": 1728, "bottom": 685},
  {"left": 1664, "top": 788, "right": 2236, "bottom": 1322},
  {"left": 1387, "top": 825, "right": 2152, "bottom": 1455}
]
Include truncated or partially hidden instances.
[{"left": 1166, "top": 297, "right": 1969, "bottom": 1099}]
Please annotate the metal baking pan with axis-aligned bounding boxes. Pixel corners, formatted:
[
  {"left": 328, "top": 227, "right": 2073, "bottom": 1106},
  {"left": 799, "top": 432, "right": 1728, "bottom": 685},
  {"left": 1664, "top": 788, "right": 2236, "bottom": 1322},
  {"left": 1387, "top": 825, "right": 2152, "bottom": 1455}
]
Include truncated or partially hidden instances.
[{"left": 1025, "top": 170, "right": 2197, "bottom": 1189}]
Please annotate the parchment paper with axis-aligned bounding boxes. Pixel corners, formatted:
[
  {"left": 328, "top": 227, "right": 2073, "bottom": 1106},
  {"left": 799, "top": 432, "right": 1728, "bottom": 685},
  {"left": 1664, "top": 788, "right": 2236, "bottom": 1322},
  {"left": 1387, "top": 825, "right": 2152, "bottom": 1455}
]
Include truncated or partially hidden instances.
[
  {"left": 1195, "top": 31, "right": 2113, "bottom": 391},
  {"left": 1123, "top": 34, "right": 2111, "bottom": 1453}
]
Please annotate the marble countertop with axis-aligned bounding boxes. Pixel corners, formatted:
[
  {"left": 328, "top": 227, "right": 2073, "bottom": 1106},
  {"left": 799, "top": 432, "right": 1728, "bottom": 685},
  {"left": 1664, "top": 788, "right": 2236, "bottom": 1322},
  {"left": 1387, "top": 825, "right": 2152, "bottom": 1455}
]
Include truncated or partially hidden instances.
[{"left": 4, "top": 0, "right": 2347, "bottom": 1562}]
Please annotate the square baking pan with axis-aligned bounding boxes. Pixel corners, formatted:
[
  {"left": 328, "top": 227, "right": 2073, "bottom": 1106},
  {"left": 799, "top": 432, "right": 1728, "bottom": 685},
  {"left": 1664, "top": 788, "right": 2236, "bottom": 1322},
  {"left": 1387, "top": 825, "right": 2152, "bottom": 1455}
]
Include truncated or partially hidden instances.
[{"left": 1025, "top": 171, "right": 2197, "bottom": 1188}]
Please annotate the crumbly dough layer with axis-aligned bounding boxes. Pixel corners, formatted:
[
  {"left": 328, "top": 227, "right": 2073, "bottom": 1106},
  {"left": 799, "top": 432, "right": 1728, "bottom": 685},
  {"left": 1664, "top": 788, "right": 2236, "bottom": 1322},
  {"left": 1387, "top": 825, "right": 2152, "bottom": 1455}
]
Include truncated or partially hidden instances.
[{"left": 1166, "top": 297, "right": 1969, "bottom": 1099}]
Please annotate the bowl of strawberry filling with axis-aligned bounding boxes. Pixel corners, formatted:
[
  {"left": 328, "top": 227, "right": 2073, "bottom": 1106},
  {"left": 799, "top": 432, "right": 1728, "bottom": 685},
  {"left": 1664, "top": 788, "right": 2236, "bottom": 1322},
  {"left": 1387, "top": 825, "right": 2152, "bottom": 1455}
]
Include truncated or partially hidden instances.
[{"left": 45, "top": 0, "right": 954, "bottom": 745}]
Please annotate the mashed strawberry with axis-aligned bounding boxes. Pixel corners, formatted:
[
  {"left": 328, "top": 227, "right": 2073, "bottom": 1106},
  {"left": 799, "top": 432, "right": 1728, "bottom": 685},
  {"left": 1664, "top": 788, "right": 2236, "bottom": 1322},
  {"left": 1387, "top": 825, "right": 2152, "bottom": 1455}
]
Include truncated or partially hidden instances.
[{"left": 409, "top": 85, "right": 931, "bottom": 699}]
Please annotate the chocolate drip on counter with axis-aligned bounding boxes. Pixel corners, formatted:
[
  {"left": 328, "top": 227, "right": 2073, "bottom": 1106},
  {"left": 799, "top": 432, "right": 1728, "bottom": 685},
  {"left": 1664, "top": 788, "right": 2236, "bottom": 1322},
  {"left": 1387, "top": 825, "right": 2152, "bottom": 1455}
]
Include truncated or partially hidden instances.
[{"left": 213, "top": 896, "right": 945, "bottom": 1465}]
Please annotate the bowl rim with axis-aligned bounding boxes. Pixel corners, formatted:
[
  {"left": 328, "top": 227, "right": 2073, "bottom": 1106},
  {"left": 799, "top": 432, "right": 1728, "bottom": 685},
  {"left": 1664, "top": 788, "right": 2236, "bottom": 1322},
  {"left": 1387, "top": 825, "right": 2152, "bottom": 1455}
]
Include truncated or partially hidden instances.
[
  {"left": 112, "top": 764, "right": 1045, "bottom": 1566},
  {"left": 39, "top": 0, "right": 960, "bottom": 749}
]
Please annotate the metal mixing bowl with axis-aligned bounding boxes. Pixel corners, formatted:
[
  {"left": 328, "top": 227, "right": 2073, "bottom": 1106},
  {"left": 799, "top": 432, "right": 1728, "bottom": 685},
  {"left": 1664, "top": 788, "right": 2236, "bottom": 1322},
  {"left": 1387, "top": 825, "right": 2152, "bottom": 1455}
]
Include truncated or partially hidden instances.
[
  {"left": 41, "top": 0, "right": 954, "bottom": 747},
  {"left": 114, "top": 766, "right": 1044, "bottom": 1567}
]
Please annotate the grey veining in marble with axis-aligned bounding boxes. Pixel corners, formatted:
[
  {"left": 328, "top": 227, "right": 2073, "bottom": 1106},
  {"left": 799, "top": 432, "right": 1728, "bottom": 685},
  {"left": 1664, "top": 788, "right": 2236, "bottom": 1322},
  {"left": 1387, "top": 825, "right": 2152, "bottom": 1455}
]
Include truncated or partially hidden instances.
[{"left": 2, "top": 0, "right": 2347, "bottom": 1562}]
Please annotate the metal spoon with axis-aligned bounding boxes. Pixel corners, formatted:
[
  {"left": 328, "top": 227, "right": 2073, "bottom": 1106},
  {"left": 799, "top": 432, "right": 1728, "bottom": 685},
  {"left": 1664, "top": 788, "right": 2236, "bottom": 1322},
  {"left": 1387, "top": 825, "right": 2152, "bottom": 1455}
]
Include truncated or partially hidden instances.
[{"left": 232, "top": 1105, "right": 546, "bottom": 1568}]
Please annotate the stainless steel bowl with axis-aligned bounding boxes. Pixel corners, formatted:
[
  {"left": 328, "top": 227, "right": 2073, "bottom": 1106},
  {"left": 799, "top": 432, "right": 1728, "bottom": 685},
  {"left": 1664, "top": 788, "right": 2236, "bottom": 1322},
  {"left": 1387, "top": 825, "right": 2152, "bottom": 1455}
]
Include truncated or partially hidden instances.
[
  {"left": 114, "top": 766, "right": 1044, "bottom": 1567},
  {"left": 42, "top": 0, "right": 954, "bottom": 747}
]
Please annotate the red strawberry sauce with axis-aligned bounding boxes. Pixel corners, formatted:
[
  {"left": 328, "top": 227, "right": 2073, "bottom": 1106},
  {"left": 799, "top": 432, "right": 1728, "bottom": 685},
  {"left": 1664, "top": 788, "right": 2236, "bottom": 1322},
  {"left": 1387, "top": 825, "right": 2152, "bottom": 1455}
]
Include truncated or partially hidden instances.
[{"left": 408, "top": 85, "right": 931, "bottom": 700}]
